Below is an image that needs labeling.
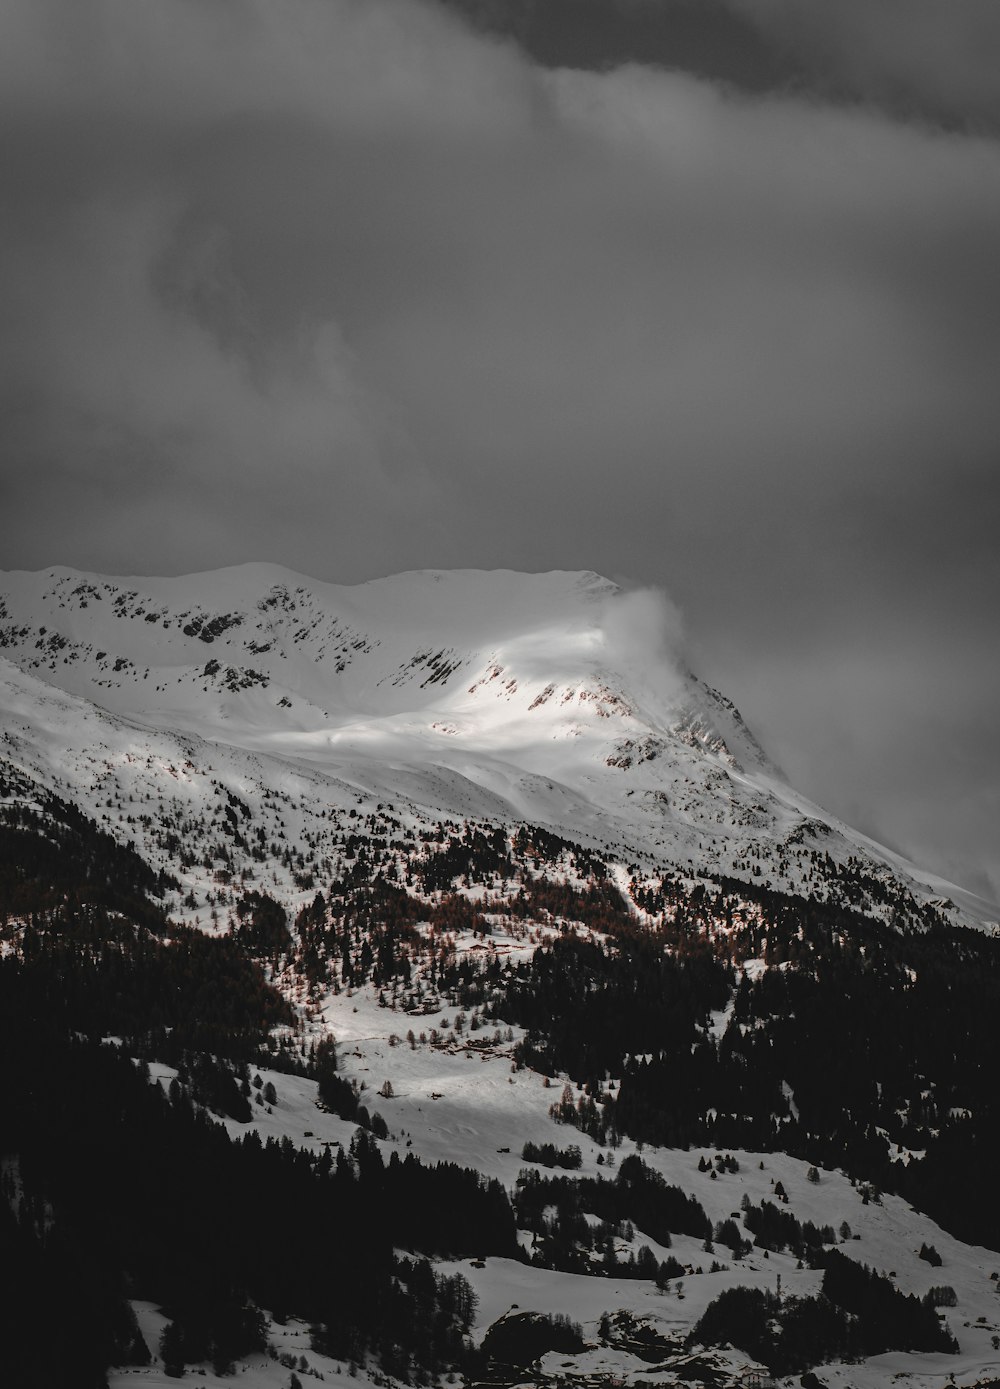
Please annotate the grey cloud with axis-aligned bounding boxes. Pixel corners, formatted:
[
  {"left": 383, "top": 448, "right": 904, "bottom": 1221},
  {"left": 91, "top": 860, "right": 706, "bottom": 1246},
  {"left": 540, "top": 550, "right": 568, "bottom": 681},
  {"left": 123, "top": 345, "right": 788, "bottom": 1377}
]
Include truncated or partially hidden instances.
[
  {"left": 439, "top": 0, "right": 819, "bottom": 98},
  {"left": 722, "top": 638, "right": 1000, "bottom": 906},
  {"left": 730, "top": 0, "right": 1000, "bottom": 131}
]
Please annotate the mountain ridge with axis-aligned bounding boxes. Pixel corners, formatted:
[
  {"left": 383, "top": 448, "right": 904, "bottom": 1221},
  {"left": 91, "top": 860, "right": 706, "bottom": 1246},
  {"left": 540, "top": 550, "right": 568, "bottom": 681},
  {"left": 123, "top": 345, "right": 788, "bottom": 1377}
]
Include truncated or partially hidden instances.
[{"left": 0, "top": 562, "right": 994, "bottom": 931}]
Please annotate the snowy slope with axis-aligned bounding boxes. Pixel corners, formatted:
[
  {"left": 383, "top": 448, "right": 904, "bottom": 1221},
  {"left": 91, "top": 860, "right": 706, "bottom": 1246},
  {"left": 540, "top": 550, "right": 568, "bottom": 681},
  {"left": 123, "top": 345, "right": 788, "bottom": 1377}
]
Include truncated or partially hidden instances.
[
  {"left": 6, "top": 563, "right": 1000, "bottom": 1389},
  {"left": 0, "top": 562, "right": 994, "bottom": 929},
  {"left": 136, "top": 975, "right": 1000, "bottom": 1389}
]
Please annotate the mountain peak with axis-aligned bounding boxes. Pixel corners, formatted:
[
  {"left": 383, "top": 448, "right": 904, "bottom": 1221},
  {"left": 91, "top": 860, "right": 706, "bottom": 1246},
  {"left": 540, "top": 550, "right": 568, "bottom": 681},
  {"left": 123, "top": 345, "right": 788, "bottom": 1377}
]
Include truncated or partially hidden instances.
[{"left": 0, "top": 561, "right": 992, "bottom": 929}]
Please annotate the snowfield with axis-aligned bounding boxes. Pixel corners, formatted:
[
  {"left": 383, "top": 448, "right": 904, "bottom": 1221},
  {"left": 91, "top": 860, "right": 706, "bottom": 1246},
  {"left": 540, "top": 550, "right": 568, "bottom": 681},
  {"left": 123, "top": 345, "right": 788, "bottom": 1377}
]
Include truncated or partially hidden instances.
[
  {"left": 130, "top": 963, "right": 1000, "bottom": 1389},
  {"left": 0, "top": 564, "right": 994, "bottom": 930}
]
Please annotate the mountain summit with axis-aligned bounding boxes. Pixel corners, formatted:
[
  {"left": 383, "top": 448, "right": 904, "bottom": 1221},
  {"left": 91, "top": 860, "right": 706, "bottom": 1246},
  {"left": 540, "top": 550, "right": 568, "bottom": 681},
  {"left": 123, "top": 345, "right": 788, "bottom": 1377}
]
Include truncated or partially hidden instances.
[{"left": 0, "top": 563, "right": 991, "bottom": 929}]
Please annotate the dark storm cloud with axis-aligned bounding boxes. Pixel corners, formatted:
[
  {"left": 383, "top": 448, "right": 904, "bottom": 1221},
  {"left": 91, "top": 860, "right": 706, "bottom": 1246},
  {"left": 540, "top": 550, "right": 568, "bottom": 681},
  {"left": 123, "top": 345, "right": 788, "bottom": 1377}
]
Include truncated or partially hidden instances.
[
  {"left": 448, "top": 0, "right": 1000, "bottom": 133},
  {"left": 438, "top": 0, "right": 800, "bottom": 92},
  {"left": 731, "top": 0, "right": 1000, "bottom": 131},
  {"left": 1, "top": 0, "right": 997, "bottom": 900}
]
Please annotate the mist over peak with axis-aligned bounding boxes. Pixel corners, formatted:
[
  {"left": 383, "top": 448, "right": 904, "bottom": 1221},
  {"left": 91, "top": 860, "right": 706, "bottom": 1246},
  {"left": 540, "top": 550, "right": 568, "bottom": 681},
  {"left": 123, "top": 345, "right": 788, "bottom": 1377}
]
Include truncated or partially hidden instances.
[{"left": 598, "top": 585, "right": 688, "bottom": 706}]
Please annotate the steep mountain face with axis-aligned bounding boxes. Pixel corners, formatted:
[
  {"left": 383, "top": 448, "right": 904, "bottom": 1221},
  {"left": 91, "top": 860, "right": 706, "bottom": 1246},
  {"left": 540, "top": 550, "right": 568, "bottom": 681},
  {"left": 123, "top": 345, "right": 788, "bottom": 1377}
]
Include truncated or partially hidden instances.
[
  {"left": 0, "top": 563, "right": 991, "bottom": 931},
  {"left": 4, "top": 565, "right": 1000, "bottom": 1389}
]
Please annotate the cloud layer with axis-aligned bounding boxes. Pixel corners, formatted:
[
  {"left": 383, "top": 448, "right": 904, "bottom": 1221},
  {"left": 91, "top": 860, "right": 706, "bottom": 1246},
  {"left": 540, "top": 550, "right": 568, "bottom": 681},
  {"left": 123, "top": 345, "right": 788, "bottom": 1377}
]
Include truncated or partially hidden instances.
[
  {"left": 2, "top": 0, "right": 997, "bottom": 900},
  {"left": 732, "top": 0, "right": 1000, "bottom": 130}
]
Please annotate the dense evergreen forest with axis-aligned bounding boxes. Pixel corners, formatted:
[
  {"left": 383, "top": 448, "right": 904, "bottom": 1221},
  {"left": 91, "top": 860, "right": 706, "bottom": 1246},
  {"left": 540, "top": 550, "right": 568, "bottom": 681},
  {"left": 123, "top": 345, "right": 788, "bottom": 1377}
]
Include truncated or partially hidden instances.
[
  {"left": 0, "top": 786, "right": 510, "bottom": 1386},
  {"left": 497, "top": 892, "right": 1000, "bottom": 1251},
  {"left": 2, "top": 764, "right": 996, "bottom": 1382},
  {"left": 2, "top": 1027, "right": 506, "bottom": 1386},
  {"left": 691, "top": 1248, "right": 958, "bottom": 1377}
]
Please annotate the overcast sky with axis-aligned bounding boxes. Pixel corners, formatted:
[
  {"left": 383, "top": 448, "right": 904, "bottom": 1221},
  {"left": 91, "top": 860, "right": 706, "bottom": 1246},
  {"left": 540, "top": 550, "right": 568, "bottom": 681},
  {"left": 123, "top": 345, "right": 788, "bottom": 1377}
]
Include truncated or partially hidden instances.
[{"left": 2, "top": 0, "right": 998, "bottom": 904}]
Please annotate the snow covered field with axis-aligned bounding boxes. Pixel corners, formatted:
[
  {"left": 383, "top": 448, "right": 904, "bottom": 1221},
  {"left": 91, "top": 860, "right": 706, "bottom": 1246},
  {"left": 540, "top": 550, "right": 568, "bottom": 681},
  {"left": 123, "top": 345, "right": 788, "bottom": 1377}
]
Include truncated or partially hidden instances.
[{"left": 130, "top": 970, "right": 1000, "bottom": 1389}]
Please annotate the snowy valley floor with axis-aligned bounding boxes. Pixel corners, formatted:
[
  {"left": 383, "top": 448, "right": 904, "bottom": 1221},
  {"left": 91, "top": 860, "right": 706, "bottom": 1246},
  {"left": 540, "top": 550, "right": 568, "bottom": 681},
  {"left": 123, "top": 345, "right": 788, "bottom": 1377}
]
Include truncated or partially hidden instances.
[{"left": 110, "top": 957, "right": 1000, "bottom": 1389}]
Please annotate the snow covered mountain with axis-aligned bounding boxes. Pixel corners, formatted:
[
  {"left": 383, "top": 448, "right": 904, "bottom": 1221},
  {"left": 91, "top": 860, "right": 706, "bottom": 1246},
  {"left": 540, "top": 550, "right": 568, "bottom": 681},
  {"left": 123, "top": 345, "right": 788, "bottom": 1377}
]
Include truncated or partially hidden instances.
[
  {"left": 6, "top": 563, "right": 1000, "bottom": 1389},
  {"left": 0, "top": 562, "right": 993, "bottom": 931}
]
